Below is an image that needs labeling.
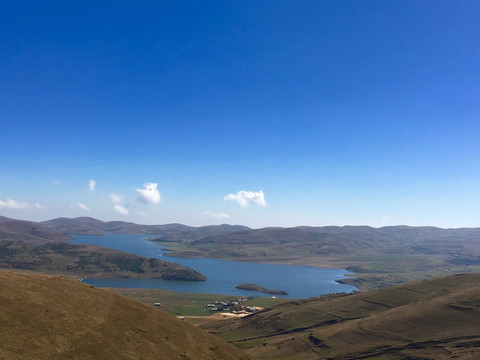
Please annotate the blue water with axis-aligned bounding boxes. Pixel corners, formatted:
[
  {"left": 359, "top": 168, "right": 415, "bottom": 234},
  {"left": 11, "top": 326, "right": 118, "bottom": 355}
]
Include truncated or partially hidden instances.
[{"left": 70, "top": 234, "right": 357, "bottom": 299}]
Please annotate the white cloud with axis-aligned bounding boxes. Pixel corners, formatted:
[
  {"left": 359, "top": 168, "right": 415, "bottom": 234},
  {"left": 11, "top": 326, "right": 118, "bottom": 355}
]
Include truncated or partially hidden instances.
[
  {"left": 72, "top": 202, "right": 90, "bottom": 211},
  {"left": 205, "top": 211, "right": 230, "bottom": 219},
  {"left": 113, "top": 204, "right": 129, "bottom": 215},
  {"left": 110, "top": 193, "right": 123, "bottom": 204},
  {"left": 224, "top": 190, "right": 266, "bottom": 207},
  {"left": 0, "top": 199, "right": 33, "bottom": 209},
  {"left": 87, "top": 180, "right": 96, "bottom": 192},
  {"left": 34, "top": 203, "right": 45, "bottom": 210},
  {"left": 137, "top": 182, "right": 161, "bottom": 204},
  {"left": 110, "top": 193, "right": 128, "bottom": 215}
]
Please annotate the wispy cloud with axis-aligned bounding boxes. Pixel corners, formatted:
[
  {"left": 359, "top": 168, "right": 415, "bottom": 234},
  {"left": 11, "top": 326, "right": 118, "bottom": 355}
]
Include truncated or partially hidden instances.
[
  {"left": 205, "top": 211, "right": 230, "bottom": 219},
  {"left": 137, "top": 182, "right": 161, "bottom": 204},
  {"left": 71, "top": 202, "right": 90, "bottom": 211},
  {"left": 224, "top": 190, "right": 266, "bottom": 207},
  {"left": 110, "top": 193, "right": 128, "bottom": 215},
  {"left": 34, "top": 203, "right": 45, "bottom": 210},
  {"left": 113, "top": 204, "right": 129, "bottom": 215},
  {"left": 110, "top": 193, "right": 123, "bottom": 204},
  {"left": 0, "top": 198, "right": 42, "bottom": 210},
  {"left": 87, "top": 179, "right": 96, "bottom": 192}
]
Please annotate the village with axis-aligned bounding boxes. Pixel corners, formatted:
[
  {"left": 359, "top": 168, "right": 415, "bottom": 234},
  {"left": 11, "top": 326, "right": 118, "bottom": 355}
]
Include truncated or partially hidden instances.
[
  {"left": 152, "top": 296, "right": 266, "bottom": 320},
  {"left": 203, "top": 297, "right": 263, "bottom": 315}
]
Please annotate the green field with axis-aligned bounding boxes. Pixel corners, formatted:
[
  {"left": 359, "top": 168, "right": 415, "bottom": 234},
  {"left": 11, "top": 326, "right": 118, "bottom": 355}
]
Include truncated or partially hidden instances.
[{"left": 109, "top": 288, "right": 290, "bottom": 317}]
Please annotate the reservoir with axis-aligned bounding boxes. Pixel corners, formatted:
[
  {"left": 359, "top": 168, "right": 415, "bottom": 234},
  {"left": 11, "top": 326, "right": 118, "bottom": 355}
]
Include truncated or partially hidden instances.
[{"left": 70, "top": 234, "right": 357, "bottom": 298}]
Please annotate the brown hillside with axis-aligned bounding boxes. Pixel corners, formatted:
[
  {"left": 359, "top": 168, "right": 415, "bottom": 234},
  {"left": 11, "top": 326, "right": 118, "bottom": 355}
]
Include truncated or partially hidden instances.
[
  {"left": 162, "top": 225, "right": 480, "bottom": 290},
  {"left": 0, "top": 219, "right": 71, "bottom": 244},
  {"left": 0, "top": 241, "right": 206, "bottom": 281},
  {"left": 40, "top": 216, "right": 249, "bottom": 236},
  {"left": 0, "top": 271, "right": 254, "bottom": 360},
  {"left": 202, "top": 273, "right": 480, "bottom": 359},
  {"left": 0, "top": 218, "right": 206, "bottom": 281}
]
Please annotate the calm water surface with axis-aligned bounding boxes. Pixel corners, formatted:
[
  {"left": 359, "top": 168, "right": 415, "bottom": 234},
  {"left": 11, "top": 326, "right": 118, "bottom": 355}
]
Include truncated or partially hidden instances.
[{"left": 70, "top": 234, "right": 357, "bottom": 298}]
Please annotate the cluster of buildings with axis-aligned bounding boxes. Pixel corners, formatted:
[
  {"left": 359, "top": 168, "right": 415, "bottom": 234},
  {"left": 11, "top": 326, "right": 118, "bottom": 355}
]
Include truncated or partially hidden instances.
[{"left": 204, "top": 297, "right": 261, "bottom": 314}]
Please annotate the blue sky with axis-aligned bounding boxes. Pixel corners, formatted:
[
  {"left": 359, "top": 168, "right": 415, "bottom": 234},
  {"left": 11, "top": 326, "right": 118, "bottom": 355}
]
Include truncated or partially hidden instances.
[{"left": 1, "top": 1, "right": 480, "bottom": 228}]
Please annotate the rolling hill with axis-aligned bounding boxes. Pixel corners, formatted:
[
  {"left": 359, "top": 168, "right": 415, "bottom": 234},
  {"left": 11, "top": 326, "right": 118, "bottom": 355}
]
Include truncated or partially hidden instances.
[
  {"left": 0, "top": 241, "right": 206, "bottom": 280},
  {"left": 41, "top": 216, "right": 250, "bottom": 237},
  {"left": 0, "top": 216, "right": 71, "bottom": 244},
  {"left": 158, "top": 225, "right": 480, "bottom": 290},
  {"left": 6, "top": 216, "right": 480, "bottom": 290},
  {"left": 0, "top": 271, "right": 254, "bottom": 360},
  {"left": 163, "top": 225, "right": 480, "bottom": 261},
  {"left": 201, "top": 273, "right": 480, "bottom": 359},
  {"left": 0, "top": 218, "right": 206, "bottom": 281}
]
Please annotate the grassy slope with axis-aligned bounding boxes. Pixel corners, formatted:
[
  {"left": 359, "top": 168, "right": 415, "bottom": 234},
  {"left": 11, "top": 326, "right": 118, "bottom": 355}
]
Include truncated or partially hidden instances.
[
  {"left": 109, "top": 288, "right": 290, "bottom": 318},
  {"left": 0, "top": 218, "right": 71, "bottom": 243},
  {"left": 0, "top": 241, "right": 206, "bottom": 280},
  {"left": 110, "top": 288, "right": 240, "bottom": 316},
  {"left": 201, "top": 273, "right": 480, "bottom": 359},
  {"left": 0, "top": 271, "right": 254, "bottom": 360}
]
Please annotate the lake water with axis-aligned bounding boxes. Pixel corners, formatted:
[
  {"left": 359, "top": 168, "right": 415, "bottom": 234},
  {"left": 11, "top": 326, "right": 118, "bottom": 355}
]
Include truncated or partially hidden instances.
[{"left": 70, "top": 234, "right": 357, "bottom": 299}]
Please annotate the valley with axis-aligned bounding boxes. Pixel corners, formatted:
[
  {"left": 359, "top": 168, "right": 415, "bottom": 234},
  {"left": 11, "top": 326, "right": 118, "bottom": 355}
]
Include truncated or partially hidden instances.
[
  {"left": 4, "top": 3, "right": 477, "bottom": 358},
  {"left": 35, "top": 216, "right": 480, "bottom": 291},
  {"left": 2, "top": 215, "right": 480, "bottom": 359}
]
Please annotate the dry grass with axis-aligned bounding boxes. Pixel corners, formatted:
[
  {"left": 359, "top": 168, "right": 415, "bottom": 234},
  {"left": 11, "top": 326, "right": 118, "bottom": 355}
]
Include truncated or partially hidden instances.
[
  {"left": 201, "top": 273, "right": 480, "bottom": 359},
  {"left": 0, "top": 270, "right": 255, "bottom": 360}
]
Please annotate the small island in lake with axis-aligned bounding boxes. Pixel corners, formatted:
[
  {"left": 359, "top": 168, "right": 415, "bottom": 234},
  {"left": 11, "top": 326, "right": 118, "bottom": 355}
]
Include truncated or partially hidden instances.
[{"left": 235, "top": 283, "right": 288, "bottom": 295}]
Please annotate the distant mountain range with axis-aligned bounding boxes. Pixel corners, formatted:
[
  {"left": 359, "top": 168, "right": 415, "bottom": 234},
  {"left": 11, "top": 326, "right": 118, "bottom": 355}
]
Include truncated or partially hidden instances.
[
  {"left": 0, "top": 215, "right": 71, "bottom": 244},
  {"left": 165, "top": 223, "right": 480, "bottom": 261},
  {"left": 39, "top": 216, "right": 250, "bottom": 236},
  {"left": 151, "top": 223, "right": 480, "bottom": 290},
  {"left": 2, "top": 215, "right": 477, "bottom": 248},
  {"left": 35, "top": 216, "right": 480, "bottom": 251},
  {"left": 3, "top": 215, "right": 480, "bottom": 290}
]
